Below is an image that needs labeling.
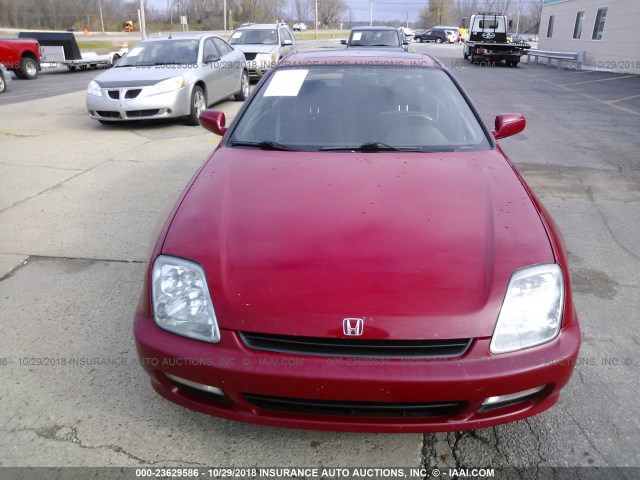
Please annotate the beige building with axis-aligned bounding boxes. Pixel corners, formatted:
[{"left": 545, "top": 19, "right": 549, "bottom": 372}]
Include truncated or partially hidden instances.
[{"left": 538, "top": 0, "right": 640, "bottom": 73}]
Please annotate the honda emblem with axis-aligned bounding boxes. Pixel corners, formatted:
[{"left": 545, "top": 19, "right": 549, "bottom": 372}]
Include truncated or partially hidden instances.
[{"left": 343, "top": 318, "right": 364, "bottom": 336}]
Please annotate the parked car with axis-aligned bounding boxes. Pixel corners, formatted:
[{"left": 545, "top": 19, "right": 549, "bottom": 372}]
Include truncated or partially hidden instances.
[
  {"left": 134, "top": 49, "right": 581, "bottom": 433},
  {"left": 292, "top": 23, "right": 307, "bottom": 32},
  {"left": 340, "top": 26, "right": 409, "bottom": 51},
  {"left": 86, "top": 33, "right": 249, "bottom": 125},
  {"left": 228, "top": 23, "right": 296, "bottom": 78},
  {"left": 527, "top": 35, "right": 539, "bottom": 42},
  {"left": 510, "top": 34, "right": 527, "bottom": 44},
  {"left": 66, "top": 26, "right": 78, "bottom": 32},
  {"left": 432, "top": 25, "right": 460, "bottom": 42},
  {"left": 0, "top": 63, "right": 11, "bottom": 93},
  {"left": 0, "top": 37, "right": 41, "bottom": 79},
  {"left": 414, "top": 29, "right": 448, "bottom": 43}
]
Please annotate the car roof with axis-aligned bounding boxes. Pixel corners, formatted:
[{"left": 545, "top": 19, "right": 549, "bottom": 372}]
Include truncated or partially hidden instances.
[
  {"left": 351, "top": 26, "right": 400, "bottom": 32},
  {"left": 141, "top": 33, "right": 215, "bottom": 42},
  {"left": 236, "top": 24, "right": 284, "bottom": 30},
  {"left": 280, "top": 50, "right": 443, "bottom": 68}
]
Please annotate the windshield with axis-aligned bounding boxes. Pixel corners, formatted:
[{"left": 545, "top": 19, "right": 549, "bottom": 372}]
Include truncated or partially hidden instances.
[
  {"left": 117, "top": 39, "right": 199, "bottom": 66},
  {"left": 349, "top": 30, "right": 399, "bottom": 47},
  {"left": 229, "top": 29, "right": 278, "bottom": 45},
  {"left": 229, "top": 65, "right": 490, "bottom": 152}
]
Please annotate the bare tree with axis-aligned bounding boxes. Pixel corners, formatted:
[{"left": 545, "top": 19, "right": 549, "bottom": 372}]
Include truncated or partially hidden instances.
[{"left": 317, "top": 0, "right": 346, "bottom": 27}]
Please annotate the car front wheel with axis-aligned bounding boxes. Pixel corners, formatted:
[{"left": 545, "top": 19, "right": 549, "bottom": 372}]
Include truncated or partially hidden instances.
[
  {"left": 416, "top": 37, "right": 422, "bottom": 43},
  {"left": 185, "top": 85, "right": 206, "bottom": 126},
  {"left": 436, "top": 38, "right": 443, "bottom": 44},
  {"left": 234, "top": 70, "right": 250, "bottom": 101},
  {"left": 0, "top": 74, "right": 6, "bottom": 93}
]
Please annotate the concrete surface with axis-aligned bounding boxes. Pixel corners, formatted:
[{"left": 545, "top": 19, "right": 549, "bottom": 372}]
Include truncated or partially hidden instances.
[{"left": 0, "top": 40, "right": 639, "bottom": 474}]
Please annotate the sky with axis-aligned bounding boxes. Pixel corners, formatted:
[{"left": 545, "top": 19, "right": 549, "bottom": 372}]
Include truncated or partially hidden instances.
[{"left": 144, "top": 0, "right": 427, "bottom": 25}]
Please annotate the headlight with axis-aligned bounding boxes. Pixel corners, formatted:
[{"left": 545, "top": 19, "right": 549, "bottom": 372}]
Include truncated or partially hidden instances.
[
  {"left": 490, "top": 264, "right": 564, "bottom": 354},
  {"left": 151, "top": 255, "right": 220, "bottom": 343},
  {"left": 143, "top": 76, "right": 185, "bottom": 96},
  {"left": 87, "top": 80, "right": 102, "bottom": 97},
  {"left": 255, "top": 53, "right": 277, "bottom": 65}
]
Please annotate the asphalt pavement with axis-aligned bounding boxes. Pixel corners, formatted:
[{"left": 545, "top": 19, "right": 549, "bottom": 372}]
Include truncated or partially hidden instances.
[{"left": 0, "top": 39, "right": 639, "bottom": 476}]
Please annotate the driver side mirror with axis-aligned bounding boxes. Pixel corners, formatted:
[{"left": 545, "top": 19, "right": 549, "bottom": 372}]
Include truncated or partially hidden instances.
[
  {"left": 340, "top": 39, "right": 347, "bottom": 45},
  {"left": 493, "top": 113, "right": 525, "bottom": 140},
  {"left": 199, "top": 110, "right": 227, "bottom": 136},
  {"left": 282, "top": 39, "right": 293, "bottom": 46},
  {"left": 204, "top": 54, "right": 220, "bottom": 63}
]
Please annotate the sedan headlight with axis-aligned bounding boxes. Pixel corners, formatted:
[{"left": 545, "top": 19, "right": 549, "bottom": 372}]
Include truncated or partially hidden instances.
[
  {"left": 87, "top": 80, "right": 102, "bottom": 97},
  {"left": 490, "top": 264, "right": 564, "bottom": 354},
  {"left": 151, "top": 255, "right": 220, "bottom": 343},
  {"left": 143, "top": 76, "right": 185, "bottom": 97}
]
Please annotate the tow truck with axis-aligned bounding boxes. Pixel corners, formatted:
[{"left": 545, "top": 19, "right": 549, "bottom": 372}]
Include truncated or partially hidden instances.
[{"left": 462, "top": 13, "right": 530, "bottom": 67}]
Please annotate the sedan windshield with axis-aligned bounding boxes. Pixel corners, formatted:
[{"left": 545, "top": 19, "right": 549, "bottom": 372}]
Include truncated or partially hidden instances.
[
  {"left": 117, "top": 39, "right": 200, "bottom": 67},
  {"left": 229, "top": 65, "right": 490, "bottom": 152},
  {"left": 229, "top": 29, "right": 278, "bottom": 45}
]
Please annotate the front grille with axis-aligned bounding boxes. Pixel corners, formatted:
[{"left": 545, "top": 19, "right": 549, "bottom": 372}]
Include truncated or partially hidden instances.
[
  {"left": 243, "top": 52, "right": 257, "bottom": 60},
  {"left": 125, "top": 89, "right": 141, "bottom": 99},
  {"left": 245, "top": 394, "right": 465, "bottom": 418},
  {"left": 96, "top": 111, "right": 121, "bottom": 119},
  {"left": 125, "top": 109, "right": 160, "bottom": 118},
  {"left": 239, "top": 332, "right": 471, "bottom": 358}
]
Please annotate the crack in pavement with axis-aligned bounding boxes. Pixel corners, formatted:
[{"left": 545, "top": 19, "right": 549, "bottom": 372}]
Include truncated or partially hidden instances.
[{"left": 8, "top": 425, "right": 207, "bottom": 467}]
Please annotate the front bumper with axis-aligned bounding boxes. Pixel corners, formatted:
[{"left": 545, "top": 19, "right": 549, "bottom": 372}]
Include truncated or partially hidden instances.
[
  {"left": 134, "top": 312, "right": 580, "bottom": 433},
  {"left": 86, "top": 85, "right": 192, "bottom": 122}
]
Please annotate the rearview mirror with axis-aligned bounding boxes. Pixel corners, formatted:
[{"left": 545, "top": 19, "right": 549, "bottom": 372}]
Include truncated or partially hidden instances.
[
  {"left": 340, "top": 39, "right": 347, "bottom": 45},
  {"left": 199, "top": 110, "right": 227, "bottom": 136},
  {"left": 493, "top": 113, "right": 525, "bottom": 140}
]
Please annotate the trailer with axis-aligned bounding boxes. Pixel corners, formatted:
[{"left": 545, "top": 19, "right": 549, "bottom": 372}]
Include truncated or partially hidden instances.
[
  {"left": 462, "top": 13, "right": 530, "bottom": 67},
  {"left": 18, "top": 32, "right": 127, "bottom": 71}
]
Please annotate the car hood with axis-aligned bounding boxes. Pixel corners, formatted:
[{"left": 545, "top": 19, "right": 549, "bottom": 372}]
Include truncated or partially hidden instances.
[
  {"left": 93, "top": 65, "right": 194, "bottom": 87},
  {"left": 162, "top": 148, "right": 554, "bottom": 340},
  {"left": 232, "top": 44, "right": 278, "bottom": 55}
]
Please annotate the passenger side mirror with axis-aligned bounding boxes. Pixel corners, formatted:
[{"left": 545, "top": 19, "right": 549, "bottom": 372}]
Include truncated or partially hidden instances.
[
  {"left": 282, "top": 39, "right": 293, "bottom": 46},
  {"left": 199, "top": 110, "right": 227, "bottom": 136},
  {"left": 340, "top": 39, "right": 347, "bottom": 45},
  {"left": 493, "top": 113, "right": 526, "bottom": 140}
]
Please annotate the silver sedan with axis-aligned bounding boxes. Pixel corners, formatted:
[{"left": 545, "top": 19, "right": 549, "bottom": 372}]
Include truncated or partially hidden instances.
[{"left": 86, "top": 33, "right": 250, "bottom": 125}]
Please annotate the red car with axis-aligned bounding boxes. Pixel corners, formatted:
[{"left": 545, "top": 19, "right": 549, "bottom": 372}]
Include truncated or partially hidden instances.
[{"left": 134, "top": 50, "right": 580, "bottom": 432}]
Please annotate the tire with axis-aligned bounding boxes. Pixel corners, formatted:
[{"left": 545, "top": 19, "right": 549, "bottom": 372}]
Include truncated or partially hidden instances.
[
  {"left": 234, "top": 70, "right": 250, "bottom": 101},
  {"left": 185, "top": 85, "right": 206, "bottom": 126},
  {"left": 470, "top": 51, "right": 476, "bottom": 64},
  {"left": 68, "top": 65, "right": 77, "bottom": 71},
  {"left": 463, "top": 49, "right": 468, "bottom": 60},
  {"left": 19, "top": 57, "right": 38, "bottom": 79},
  {"left": 0, "top": 74, "right": 6, "bottom": 93},
  {"left": 436, "top": 38, "right": 443, "bottom": 44},
  {"left": 12, "top": 69, "right": 24, "bottom": 79},
  {"left": 508, "top": 60, "right": 520, "bottom": 67},
  {"left": 416, "top": 37, "right": 422, "bottom": 43}
]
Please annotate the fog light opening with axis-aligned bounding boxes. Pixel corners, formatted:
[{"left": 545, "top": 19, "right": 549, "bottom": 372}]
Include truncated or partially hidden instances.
[
  {"left": 479, "top": 386, "right": 546, "bottom": 412},
  {"left": 165, "top": 373, "right": 224, "bottom": 396}
]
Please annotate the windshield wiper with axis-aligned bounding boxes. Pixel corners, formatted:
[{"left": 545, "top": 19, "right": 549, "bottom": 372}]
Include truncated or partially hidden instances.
[
  {"left": 228, "top": 140, "right": 300, "bottom": 151},
  {"left": 320, "top": 142, "right": 420, "bottom": 152}
]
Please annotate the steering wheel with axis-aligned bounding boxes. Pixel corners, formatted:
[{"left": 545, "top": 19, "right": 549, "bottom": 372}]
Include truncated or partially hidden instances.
[{"left": 382, "top": 113, "right": 437, "bottom": 137}]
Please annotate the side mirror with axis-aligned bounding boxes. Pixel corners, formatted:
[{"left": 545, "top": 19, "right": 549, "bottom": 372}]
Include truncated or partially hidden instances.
[
  {"left": 340, "top": 39, "right": 347, "bottom": 45},
  {"left": 199, "top": 110, "right": 227, "bottom": 136},
  {"left": 508, "top": 19, "right": 513, "bottom": 30},
  {"left": 204, "top": 54, "right": 220, "bottom": 63},
  {"left": 493, "top": 113, "right": 525, "bottom": 140},
  {"left": 461, "top": 17, "right": 468, "bottom": 28},
  {"left": 282, "top": 39, "right": 293, "bottom": 46},
  {"left": 403, "top": 40, "right": 410, "bottom": 45}
]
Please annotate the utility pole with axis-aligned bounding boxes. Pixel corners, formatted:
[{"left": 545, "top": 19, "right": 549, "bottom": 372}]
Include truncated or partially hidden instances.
[
  {"left": 515, "top": 0, "right": 523, "bottom": 34},
  {"left": 405, "top": 5, "right": 408, "bottom": 28},
  {"left": 315, "top": 0, "right": 318, "bottom": 39},
  {"left": 223, "top": 0, "right": 227, "bottom": 30},
  {"left": 370, "top": 0, "right": 373, "bottom": 26},
  {"left": 139, "top": 0, "right": 147, "bottom": 40},
  {"left": 98, "top": 0, "right": 105, "bottom": 33}
]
